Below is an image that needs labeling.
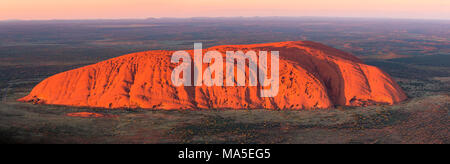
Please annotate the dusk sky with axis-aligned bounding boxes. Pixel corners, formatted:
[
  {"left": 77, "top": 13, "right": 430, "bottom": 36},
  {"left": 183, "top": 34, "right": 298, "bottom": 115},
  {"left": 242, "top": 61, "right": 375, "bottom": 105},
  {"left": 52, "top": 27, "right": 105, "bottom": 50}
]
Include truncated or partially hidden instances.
[{"left": 1, "top": 0, "right": 449, "bottom": 20}]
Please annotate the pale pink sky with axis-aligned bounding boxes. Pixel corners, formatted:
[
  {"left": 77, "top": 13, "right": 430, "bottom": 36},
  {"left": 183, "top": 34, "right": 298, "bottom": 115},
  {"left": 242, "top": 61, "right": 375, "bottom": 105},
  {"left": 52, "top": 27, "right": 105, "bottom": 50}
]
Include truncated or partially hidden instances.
[{"left": 0, "top": 0, "right": 449, "bottom": 20}]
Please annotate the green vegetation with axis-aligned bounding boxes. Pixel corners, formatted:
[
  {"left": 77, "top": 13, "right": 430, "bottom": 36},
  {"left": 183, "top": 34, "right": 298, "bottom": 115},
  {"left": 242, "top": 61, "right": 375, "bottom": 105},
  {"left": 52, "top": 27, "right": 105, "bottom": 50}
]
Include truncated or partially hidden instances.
[{"left": 0, "top": 18, "right": 448, "bottom": 143}]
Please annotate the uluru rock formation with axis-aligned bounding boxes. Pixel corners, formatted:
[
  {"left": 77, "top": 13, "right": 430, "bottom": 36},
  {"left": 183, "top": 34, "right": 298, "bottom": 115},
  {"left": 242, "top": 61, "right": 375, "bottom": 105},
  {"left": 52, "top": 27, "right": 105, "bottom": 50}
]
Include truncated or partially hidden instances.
[{"left": 19, "top": 41, "right": 406, "bottom": 110}]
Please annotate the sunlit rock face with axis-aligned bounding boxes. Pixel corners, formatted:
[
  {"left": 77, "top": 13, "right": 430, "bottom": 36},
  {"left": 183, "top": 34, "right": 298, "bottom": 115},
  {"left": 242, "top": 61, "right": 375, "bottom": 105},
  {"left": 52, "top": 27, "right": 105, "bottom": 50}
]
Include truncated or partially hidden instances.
[{"left": 19, "top": 41, "right": 406, "bottom": 110}]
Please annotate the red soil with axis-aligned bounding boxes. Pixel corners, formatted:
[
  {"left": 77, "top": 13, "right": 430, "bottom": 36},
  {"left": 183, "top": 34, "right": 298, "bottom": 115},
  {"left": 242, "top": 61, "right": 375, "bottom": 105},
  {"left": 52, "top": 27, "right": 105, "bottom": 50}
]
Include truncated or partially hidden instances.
[
  {"left": 66, "top": 112, "right": 105, "bottom": 118},
  {"left": 19, "top": 41, "right": 407, "bottom": 110}
]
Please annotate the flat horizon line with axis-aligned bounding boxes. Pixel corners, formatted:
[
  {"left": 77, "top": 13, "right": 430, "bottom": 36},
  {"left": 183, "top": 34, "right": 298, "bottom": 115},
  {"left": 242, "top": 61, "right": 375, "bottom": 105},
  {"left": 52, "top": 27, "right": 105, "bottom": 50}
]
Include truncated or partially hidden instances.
[{"left": 1, "top": 16, "right": 449, "bottom": 22}]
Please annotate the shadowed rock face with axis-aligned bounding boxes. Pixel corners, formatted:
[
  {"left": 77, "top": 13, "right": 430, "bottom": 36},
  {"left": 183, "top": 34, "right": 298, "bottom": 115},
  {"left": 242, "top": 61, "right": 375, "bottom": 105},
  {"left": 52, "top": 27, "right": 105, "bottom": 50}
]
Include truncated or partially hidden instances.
[{"left": 19, "top": 41, "right": 406, "bottom": 110}]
